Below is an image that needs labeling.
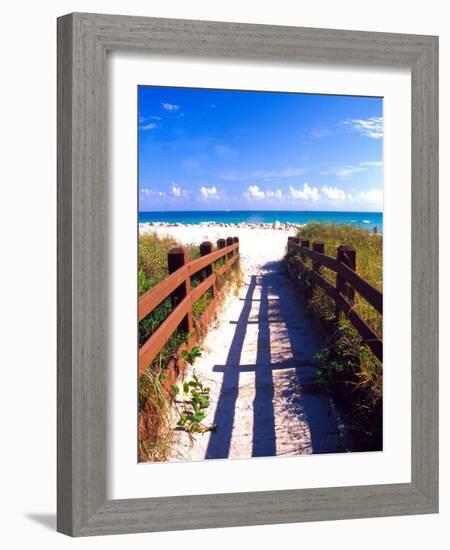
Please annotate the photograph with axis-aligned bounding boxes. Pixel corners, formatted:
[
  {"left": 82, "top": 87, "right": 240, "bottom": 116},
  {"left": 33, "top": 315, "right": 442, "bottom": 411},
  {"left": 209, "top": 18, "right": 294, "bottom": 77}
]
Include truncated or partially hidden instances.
[{"left": 137, "top": 86, "right": 383, "bottom": 463}]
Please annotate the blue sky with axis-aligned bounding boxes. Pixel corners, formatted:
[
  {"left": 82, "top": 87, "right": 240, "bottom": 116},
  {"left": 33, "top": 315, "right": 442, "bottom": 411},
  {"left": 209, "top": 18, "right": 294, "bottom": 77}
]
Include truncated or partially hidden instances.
[{"left": 138, "top": 86, "right": 383, "bottom": 212}]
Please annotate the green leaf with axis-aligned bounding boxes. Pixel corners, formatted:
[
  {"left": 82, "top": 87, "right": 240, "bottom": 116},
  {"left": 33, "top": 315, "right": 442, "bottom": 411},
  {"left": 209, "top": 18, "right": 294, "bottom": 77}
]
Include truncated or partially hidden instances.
[
  {"left": 170, "top": 383, "right": 179, "bottom": 395},
  {"left": 200, "top": 397, "right": 210, "bottom": 409},
  {"left": 183, "top": 382, "right": 190, "bottom": 396}
]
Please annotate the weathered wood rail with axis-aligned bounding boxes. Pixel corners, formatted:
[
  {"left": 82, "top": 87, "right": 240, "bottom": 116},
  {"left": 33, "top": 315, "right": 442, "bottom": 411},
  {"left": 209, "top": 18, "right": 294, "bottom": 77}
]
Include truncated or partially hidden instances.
[
  {"left": 287, "top": 236, "right": 383, "bottom": 361},
  {"left": 139, "top": 237, "right": 240, "bottom": 377}
]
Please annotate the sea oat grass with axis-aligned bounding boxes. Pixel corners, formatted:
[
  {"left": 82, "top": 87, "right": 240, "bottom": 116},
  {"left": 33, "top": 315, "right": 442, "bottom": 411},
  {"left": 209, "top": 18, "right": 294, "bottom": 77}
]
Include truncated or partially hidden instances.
[
  {"left": 286, "top": 223, "right": 383, "bottom": 451},
  {"left": 138, "top": 232, "right": 241, "bottom": 461}
]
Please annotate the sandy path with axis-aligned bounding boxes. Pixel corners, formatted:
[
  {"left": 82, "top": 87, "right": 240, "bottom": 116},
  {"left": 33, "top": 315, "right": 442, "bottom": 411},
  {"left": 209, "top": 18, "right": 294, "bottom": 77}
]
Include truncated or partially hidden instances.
[
  {"left": 139, "top": 224, "right": 297, "bottom": 274},
  {"left": 141, "top": 225, "right": 348, "bottom": 460}
]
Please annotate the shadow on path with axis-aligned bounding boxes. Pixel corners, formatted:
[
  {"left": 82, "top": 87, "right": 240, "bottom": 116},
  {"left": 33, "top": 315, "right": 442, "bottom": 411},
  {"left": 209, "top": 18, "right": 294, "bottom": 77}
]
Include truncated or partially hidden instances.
[
  {"left": 205, "top": 276, "right": 257, "bottom": 459},
  {"left": 205, "top": 260, "right": 347, "bottom": 460}
]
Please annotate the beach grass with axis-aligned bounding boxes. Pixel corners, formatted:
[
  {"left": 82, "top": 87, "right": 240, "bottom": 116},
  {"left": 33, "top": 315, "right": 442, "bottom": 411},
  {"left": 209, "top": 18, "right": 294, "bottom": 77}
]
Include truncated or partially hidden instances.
[
  {"left": 138, "top": 231, "right": 240, "bottom": 461},
  {"left": 297, "top": 222, "right": 382, "bottom": 335},
  {"left": 285, "top": 223, "right": 383, "bottom": 451}
]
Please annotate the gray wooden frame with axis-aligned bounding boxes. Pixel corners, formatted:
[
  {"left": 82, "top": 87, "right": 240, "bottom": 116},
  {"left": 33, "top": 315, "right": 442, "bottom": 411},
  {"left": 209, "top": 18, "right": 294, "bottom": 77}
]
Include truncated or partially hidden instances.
[{"left": 57, "top": 12, "right": 438, "bottom": 537}]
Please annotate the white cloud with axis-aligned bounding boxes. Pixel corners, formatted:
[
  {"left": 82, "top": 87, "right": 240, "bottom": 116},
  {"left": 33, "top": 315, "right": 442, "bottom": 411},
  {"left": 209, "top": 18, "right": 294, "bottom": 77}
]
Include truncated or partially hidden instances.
[
  {"left": 139, "top": 115, "right": 162, "bottom": 130},
  {"left": 360, "top": 161, "right": 382, "bottom": 167},
  {"left": 321, "top": 160, "right": 382, "bottom": 178},
  {"left": 357, "top": 188, "right": 383, "bottom": 206},
  {"left": 171, "top": 185, "right": 182, "bottom": 197},
  {"left": 170, "top": 184, "right": 188, "bottom": 198},
  {"left": 245, "top": 185, "right": 267, "bottom": 199},
  {"left": 322, "top": 186, "right": 349, "bottom": 201},
  {"left": 162, "top": 102, "right": 180, "bottom": 111},
  {"left": 289, "top": 183, "right": 320, "bottom": 201},
  {"left": 139, "top": 115, "right": 161, "bottom": 122},
  {"left": 200, "top": 186, "right": 220, "bottom": 199},
  {"left": 140, "top": 122, "right": 157, "bottom": 130},
  {"left": 336, "top": 166, "right": 365, "bottom": 178},
  {"left": 269, "top": 189, "right": 283, "bottom": 199},
  {"left": 141, "top": 185, "right": 190, "bottom": 201},
  {"left": 346, "top": 117, "right": 383, "bottom": 139},
  {"left": 311, "top": 127, "right": 331, "bottom": 139},
  {"left": 140, "top": 188, "right": 166, "bottom": 198},
  {"left": 244, "top": 185, "right": 283, "bottom": 199},
  {"left": 260, "top": 189, "right": 283, "bottom": 199}
]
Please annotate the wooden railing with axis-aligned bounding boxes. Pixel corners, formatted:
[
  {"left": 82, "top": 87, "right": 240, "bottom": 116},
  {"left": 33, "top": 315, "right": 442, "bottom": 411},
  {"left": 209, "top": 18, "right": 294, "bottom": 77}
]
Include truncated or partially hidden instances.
[
  {"left": 139, "top": 237, "right": 240, "bottom": 376},
  {"left": 287, "top": 236, "right": 383, "bottom": 361}
]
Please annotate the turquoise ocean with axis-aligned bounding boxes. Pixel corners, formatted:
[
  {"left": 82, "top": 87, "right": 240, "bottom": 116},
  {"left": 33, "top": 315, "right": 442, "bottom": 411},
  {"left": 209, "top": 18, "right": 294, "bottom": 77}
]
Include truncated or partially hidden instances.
[{"left": 139, "top": 211, "right": 382, "bottom": 232}]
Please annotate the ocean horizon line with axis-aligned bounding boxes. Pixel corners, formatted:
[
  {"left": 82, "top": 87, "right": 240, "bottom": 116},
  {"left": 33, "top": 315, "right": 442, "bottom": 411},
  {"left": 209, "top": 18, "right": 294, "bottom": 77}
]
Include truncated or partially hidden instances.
[
  {"left": 139, "top": 210, "right": 383, "bottom": 232},
  {"left": 139, "top": 209, "right": 382, "bottom": 214}
]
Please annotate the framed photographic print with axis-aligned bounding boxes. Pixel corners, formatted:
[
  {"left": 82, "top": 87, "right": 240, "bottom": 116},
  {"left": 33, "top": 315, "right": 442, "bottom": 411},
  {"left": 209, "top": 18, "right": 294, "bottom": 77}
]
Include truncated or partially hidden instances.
[{"left": 57, "top": 13, "right": 438, "bottom": 536}]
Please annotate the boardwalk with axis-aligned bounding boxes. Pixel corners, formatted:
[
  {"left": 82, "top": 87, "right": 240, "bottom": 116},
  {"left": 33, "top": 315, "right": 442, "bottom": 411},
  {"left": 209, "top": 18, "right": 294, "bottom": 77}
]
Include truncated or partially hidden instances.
[{"left": 172, "top": 256, "right": 348, "bottom": 461}]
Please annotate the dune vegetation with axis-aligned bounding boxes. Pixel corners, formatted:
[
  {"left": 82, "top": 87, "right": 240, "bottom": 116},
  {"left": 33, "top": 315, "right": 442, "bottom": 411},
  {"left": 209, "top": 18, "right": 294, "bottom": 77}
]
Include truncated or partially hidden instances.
[
  {"left": 284, "top": 223, "right": 383, "bottom": 451},
  {"left": 138, "top": 232, "right": 240, "bottom": 462}
]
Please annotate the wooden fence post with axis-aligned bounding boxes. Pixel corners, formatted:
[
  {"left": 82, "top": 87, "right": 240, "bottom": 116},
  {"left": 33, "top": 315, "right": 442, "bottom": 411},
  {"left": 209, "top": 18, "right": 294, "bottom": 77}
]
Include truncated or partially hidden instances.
[
  {"left": 226, "top": 236, "right": 234, "bottom": 263},
  {"left": 216, "top": 238, "right": 226, "bottom": 275},
  {"left": 233, "top": 237, "right": 239, "bottom": 260},
  {"left": 336, "top": 245, "right": 356, "bottom": 308},
  {"left": 300, "top": 239, "right": 310, "bottom": 263},
  {"left": 200, "top": 241, "right": 215, "bottom": 296},
  {"left": 292, "top": 237, "right": 300, "bottom": 257},
  {"left": 312, "top": 240, "right": 325, "bottom": 272},
  {"left": 167, "top": 247, "right": 193, "bottom": 334}
]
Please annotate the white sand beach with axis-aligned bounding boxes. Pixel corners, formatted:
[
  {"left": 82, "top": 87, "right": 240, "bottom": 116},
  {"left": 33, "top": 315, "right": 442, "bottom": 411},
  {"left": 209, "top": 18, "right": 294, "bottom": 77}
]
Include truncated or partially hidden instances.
[{"left": 139, "top": 221, "right": 299, "bottom": 277}]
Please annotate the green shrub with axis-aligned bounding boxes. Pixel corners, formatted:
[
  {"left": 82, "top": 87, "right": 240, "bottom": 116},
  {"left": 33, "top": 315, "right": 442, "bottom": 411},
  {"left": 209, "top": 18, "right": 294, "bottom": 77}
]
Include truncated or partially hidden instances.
[
  {"left": 297, "top": 223, "right": 382, "bottom": 334},
  {"left": 315, "top": 318, "right": 383, "bottom": 451},
  {"left": 286, "top": 223, "right": 383, "bottom": 451}
]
